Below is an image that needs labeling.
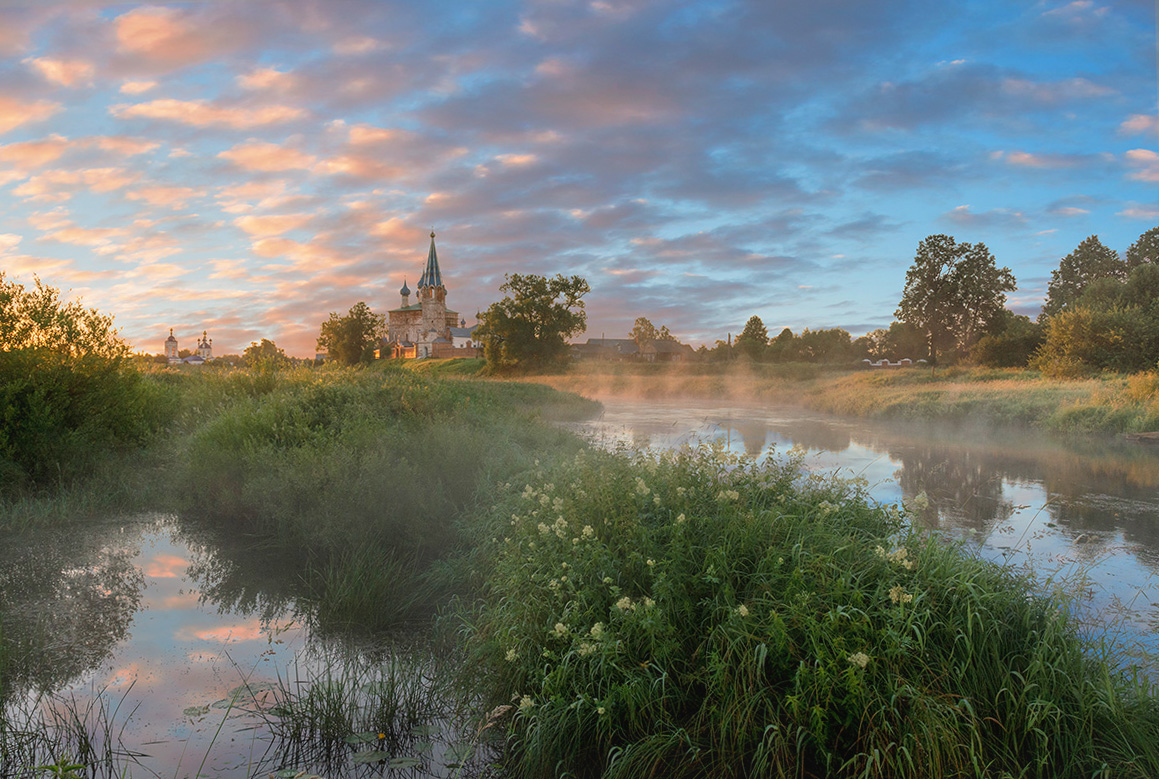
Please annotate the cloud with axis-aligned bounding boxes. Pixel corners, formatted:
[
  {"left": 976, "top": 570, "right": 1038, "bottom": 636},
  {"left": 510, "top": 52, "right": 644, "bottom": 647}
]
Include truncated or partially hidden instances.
[
  {"left": 11, "top": 168, "right": 140, "bottom": 201},
  {"left": 0, "top": 95, "right": 60, "bottom": 135},
  {"left": 40, "top": 225, "right": 125, "bottom": 248},
  {"left": 0, "top": 135, "right": 71, "bottom": 168},
  {"left": 24, "top": 57, "right": 94, "bottom": 87},
  {"left": 119, "top": 80, "right": 157, "bottom": 95},
  {"left": 237, "top": 67, "right": 298, "bottom": 92},
  {"left": 126, "top": 185, "right": 200, "bottom": 208},
  {"left": 218, "top": 140, "right": 316, "bottom": 172},
  {"left": 943, "top": 204, "right": 1028, "bottom": 230},
  {"left": 111, "top": 5, "right": 256, "bottom": 71},
  {"left": 95, "top": 135, "right": 161, "bottom": 156},
  {"left": 993, "top": 150, "right": 1110, "bottom": 169},
  {"left": 1119, "top": 113, "right": 1157, "bottom": 135},
  {"left": 1124, "top": 149, "right": 1159, "bottom": 182},
  {"left": 110, "top": 99, "right": 306, "bottom": 129},
  {"left": 234, "top": 213, "right": 314, "bottom": 237},
  {"left": 1118, "top": 203, "right": 1159, "bottom": 220}
]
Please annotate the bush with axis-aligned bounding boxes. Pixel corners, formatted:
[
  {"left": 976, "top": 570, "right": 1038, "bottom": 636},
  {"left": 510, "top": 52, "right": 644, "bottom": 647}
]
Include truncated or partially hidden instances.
[
  {"left": 0, "top": 350, "right": 173, "bottom": 494},
  {"left": 459, "top": 446, "right": 1159, "bottom": 778}
]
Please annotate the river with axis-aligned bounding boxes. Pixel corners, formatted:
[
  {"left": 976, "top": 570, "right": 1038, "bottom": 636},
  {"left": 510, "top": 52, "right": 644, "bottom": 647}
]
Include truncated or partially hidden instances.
[{"left": 3, "top": 398, "right": 1158, "bottom": 776}]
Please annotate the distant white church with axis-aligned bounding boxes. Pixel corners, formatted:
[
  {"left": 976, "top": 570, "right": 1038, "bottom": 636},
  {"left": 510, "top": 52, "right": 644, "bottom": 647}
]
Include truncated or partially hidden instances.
[{"left": 164, "top": 329, "right": 213, "bottom": 365}]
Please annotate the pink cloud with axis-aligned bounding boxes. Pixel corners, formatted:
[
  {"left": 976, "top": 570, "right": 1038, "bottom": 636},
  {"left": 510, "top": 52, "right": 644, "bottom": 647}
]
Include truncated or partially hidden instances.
[
  {"left": 218, "top": 140, "right": 316, "bottom": 171},
  {"left": 235, "top": 213, "right": 314, "bottom": 237},
  {"left": 112, "top": 6, "right": 252, "bottom": 70},
  {"left": 111, "top": 99, "right": 306, "bottom": 129},
  {"left": 0, "top": 135, "right": 71, "bottom": 168},
  {"left": 1125, "top": 149, "right": 1159, "bottom": 182},
  {"left": 1120, "top": 114, "right": 1157, "bottom": 136},
  {"left": 12, "top": 168, "right": 140, "bottom": 201},
  {"left": 0, "top": 94, "right": 60, "bottom": 135},
  {"left": 126, "top": 185, "right": 200, "bottom": 208},
  {"left": 40, "top": 225, "right": 125, "bottom": 247},
  {"left": 95, "top": 135, "right": 161, "bottom": 156},
  {"left": 24, "top": 57, "right": 94, "bottom": 87},
  {"left": 119, "top": 80, "right": 157, "bottom": 95},
  {"left": 237, "top": 66, "right": 298, "bottom": 92}
]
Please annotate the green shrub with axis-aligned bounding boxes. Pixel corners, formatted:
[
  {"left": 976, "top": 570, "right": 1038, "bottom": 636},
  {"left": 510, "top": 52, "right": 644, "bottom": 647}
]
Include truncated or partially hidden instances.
[
  {"left": 0, "top": 351, "right": 173, "bottom": 495},
  {"left": 458, "top": 446, "right": 1159, "bottom": 778}
]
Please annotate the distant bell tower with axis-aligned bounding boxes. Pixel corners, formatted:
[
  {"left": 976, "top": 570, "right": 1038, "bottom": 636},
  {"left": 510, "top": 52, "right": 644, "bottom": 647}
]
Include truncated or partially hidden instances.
[{"left": 164, "top": 328, "right": 178, "bottom": 360}]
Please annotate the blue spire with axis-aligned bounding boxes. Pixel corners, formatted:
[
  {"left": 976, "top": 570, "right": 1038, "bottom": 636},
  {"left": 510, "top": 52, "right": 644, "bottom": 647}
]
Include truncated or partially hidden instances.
[
  {"left": 400, "top": 277, "right": 410, "bottom": 296},
  {"left": 417, "top": 231, "right": 443, "bottom": 289}
]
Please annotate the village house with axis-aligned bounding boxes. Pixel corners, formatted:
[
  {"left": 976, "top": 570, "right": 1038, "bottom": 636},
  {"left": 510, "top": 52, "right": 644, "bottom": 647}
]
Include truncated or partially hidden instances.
[{"left": 382, "top": 233, "right": 479, "bottom": 359}]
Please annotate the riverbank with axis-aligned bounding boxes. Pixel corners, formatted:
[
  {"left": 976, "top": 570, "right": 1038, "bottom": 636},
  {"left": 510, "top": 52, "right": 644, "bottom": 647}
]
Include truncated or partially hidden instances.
[{"left": 511, "top": 361, "right": 1159, "bottom": 436}]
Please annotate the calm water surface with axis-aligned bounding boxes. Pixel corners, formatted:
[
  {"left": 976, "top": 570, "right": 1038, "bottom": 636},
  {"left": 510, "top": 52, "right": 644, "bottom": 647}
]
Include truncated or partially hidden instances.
[{"left": 4, "top": 399, "right": 1159, "bottom": 776}]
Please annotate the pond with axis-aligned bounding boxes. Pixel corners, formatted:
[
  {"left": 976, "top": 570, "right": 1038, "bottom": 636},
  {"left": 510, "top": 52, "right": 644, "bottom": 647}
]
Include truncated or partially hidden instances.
[
  {"left": 567, "top": 397, "right": 1159, "bottom": 660},
  {"left": 0, "top": 514, "right": 484, "bottom": 778}
]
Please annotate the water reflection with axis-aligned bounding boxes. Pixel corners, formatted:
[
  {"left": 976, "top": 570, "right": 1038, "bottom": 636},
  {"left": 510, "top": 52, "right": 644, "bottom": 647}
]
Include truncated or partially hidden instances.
[
  {"left": 0, "top": 520, "right": 143, "bottom": 702},
  {"left": 572, "top": 397, "right": 1159, "bottom": 653}
]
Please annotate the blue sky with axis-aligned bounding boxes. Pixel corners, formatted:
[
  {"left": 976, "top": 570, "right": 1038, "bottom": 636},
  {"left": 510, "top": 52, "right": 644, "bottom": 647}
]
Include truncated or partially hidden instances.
[{"left": 0, "top": 0, "right": 1155, "bottom": 356}]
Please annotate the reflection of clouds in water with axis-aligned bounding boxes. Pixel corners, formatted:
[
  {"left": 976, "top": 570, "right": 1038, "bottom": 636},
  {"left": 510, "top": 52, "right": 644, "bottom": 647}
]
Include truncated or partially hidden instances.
[
  {"left": 177, "top": 622, "right": 268, "bottom": 644},
  {"left": 144, "top": 553, "right": 188, "bottom": 578},
  {"left": 159, "top": 591, "right": 202, "bottom": 610}
]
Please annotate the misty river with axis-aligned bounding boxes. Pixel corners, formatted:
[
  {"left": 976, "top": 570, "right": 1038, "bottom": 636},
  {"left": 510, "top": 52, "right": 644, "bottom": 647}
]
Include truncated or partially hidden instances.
[{"left": 3, "top": 398, "right": 1159, "bottom": 777}]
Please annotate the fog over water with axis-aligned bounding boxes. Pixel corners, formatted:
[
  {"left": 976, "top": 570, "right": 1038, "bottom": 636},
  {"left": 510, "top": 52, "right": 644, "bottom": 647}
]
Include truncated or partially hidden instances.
[{"left": 568, "top": 396, "right": 1159, "bottom": 658}]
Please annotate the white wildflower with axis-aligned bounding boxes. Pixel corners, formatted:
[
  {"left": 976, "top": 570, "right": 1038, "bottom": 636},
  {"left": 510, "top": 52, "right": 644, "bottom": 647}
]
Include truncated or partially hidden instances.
[
  {"left": 615, "top": 596, "right": 635, "bottom": 611},
  {"left": 505, "top": 648, "right": 518, "bottom": 662},
  {"left": 847, "top": 652, "right": 870, "bottom": 669},
  {"left": 736, "top": 604, "right": 749, "bottom": 618},
  {"left": 519, "top": 695, "right": 535, "bottom": 711},
  {"left": 582, "top": 525, "right": 595, "bottom": 538},
  {"left": 590, "top": 622, "right": 605, "bottom": 638},
  {"left": 553, "top": 622, "right": 569, "bottom": 637}
]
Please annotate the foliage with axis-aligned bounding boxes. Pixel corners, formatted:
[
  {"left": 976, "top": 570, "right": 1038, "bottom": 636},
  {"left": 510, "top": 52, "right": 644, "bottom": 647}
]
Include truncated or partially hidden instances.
[
  {"left": 1033, "top": 263, "right": 1159, "bottom": 377},
  {"left": 178, "top": 365, "right": 595, "bottom": 630},
  {"left": 476, "top": 274, "right": 589, "bottom": 373},
  {"left": 734, "top": 315, "right": 768, "bottom": 361},
  {"left": 629, "top": 317, "right": 675, "bottom": 348},
  {"left": 1040, "top": 235, "right": 1126, "bottom": 321},
  {"left": 459, "top": 446, "right": 1159, "bottom": 778},
  {"left": 0, "top": 273, "right": 127, "bottom": 359},
  {"left": 317, "top": 301, "right": 386, "bottom": 366},
  {"left": 856, "top": 322, "right": 927, "bottom": 362},
  {"left": 1126, "top": 225, "right": 1159, "bottom": 272},
  {"left": 896, "top": 235, "right": 1016, "bottom": 362},
  {"left": 243, "top": 338, "right": 292, "bottom": 368},
  {"left": 970, "top": 311, "right": 1044, "bottom": 368}
]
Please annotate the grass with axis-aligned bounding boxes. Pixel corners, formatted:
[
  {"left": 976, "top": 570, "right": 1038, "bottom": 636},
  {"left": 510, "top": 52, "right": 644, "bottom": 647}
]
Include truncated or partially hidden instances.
[{"left": 453, "top": 443, "right": 1159, "bottom": 779}]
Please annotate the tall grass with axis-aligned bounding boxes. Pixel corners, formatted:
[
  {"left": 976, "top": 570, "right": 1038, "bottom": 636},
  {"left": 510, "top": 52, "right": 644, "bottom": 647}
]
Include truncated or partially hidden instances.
[{"left": 455, "top": 444, "right": 1159, "bottom": 778}]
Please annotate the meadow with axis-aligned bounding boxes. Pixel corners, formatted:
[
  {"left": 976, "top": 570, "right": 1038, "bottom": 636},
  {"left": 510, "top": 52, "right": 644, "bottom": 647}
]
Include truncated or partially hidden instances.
[{"left": 3, "top": 358, "right": 1159, "bottom": 777}]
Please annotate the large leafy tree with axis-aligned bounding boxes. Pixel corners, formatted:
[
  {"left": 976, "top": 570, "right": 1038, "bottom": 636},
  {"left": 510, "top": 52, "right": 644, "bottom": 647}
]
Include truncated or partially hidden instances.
[
  {"left": 734, "top": 315, "right": 769, "bottom": 361},
  {"left": 243, "top": 338, "right": 291, "bottom": 367},
  {"left": 629, "top": 317, "right": 676, "bottom": 347},
  {"left": 1040, "top": 235, "right": 1125, "bottom": 320},
  {"left": 317, "top": 301, "right": 386, "bottom": 366},
  {"left": 476, "top": 273, "right": 589, "bottom": 372},
  {"left": 896, "top": 235, "right": 1015, "bottom": 362},
  {"left": 0, "top": 272, "right": 127, "bottom": 358},
  {"left": 1125, "top": 225, "right": 1159, "bottom": 272}
]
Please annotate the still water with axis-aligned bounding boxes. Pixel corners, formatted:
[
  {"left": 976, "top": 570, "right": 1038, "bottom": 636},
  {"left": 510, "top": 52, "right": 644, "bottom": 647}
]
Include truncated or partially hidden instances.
[
  {"left": 3, "top": 399, "right": 1159, "bottom": 775},
  {"left": 568, "top": 397, "right": 1159, "bottom": 657}
]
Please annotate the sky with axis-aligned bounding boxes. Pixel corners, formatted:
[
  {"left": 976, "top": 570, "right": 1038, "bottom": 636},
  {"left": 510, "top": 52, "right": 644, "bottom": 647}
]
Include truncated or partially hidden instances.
[{"left": 0, "top": 0, "right": 1156, "bottom": 357}]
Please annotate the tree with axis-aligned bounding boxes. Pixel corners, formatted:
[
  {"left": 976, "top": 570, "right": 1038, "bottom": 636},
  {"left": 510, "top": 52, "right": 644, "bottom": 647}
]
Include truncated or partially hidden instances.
[
  {"left": 630, "top": 317, "right": 660, "bottom": 347},
  {"left": 243, "top": 338, "right": 290, "bottom": 367},
  {"left": 317, "top": 301, "right": 386, "bottom": 366},
  {"left": 734, "top": 315, "right": 769, "bottom": 361},
  {"left": 0, "top": 272, "right": 127, "bottom": 359},
  {"left": 1040, "top": 235, "right": 1125, "bottom": 320},
  {"left": 969, "top": 312, "right": 1043, "bottom": 368},
  {"left": 896, "top": 235, "right": 1015, "bottom": 362},
  {"left": 476, "top": 273, "right": 589, "bottom": 372},
  {"left": 1125, "top": 225, "right": 1159, "bottom": 272}
]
